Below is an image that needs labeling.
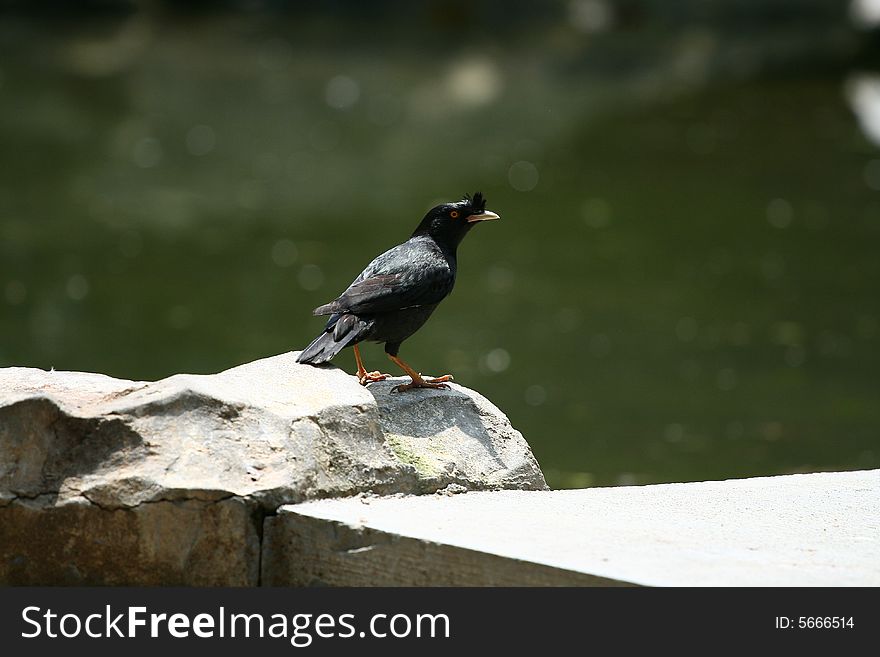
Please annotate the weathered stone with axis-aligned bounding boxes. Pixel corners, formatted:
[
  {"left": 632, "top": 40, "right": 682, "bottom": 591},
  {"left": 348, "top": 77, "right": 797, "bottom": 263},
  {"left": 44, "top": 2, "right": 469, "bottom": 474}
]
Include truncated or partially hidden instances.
[
  {"left": 370, "top": 379, "right": 544, "bottom": 493},
  {"left": 0, "top": 352, "right": 545, "bottom": 584},
  {"left": 0, "top": 496, "right": 258, "bottom": 586}
]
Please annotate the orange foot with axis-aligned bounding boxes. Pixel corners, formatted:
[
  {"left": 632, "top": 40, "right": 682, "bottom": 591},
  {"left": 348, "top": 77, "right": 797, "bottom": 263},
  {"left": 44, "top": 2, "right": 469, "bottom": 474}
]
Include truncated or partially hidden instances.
[
  {"left": 392, "top": 374, "right": 454, "bottom": 393},
  {"left": 358, "top": 370, "right": 391, "bottom": 386}
]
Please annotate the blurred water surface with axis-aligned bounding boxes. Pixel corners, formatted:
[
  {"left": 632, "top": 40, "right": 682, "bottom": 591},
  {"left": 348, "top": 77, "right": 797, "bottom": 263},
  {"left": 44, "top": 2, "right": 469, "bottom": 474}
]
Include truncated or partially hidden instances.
[{"left": 1, "top": 4, "right": 878, "bottom": 487}]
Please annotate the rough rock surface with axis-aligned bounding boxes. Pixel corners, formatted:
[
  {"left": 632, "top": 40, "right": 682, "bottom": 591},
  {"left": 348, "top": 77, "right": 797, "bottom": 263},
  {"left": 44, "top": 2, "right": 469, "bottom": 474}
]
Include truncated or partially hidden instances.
[{"left": 0, "top": 352, "right": 546, "bottom": 585}]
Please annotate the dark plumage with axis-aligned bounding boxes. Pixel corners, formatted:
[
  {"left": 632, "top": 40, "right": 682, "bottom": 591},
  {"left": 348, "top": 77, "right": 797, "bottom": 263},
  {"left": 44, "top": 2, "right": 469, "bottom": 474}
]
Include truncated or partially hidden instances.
[{"left": 297, "top": 192, "right": 500, "bottom": 391}]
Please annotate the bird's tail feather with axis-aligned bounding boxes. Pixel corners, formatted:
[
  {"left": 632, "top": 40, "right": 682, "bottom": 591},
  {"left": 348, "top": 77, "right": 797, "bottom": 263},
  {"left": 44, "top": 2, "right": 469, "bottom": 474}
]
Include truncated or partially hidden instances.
[
  {"left": 296, "top": 331, "right": 346, "bottom": 364},
  {"left": 296, "top": 314, "right": 370, "bottom": 364}
]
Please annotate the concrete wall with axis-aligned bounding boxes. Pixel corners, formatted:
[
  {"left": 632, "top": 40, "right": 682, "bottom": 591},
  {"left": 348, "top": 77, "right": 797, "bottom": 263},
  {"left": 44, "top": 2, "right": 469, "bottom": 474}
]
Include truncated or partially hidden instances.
[{"left": 263, "top": 470, "right": 880, "bottom": 586}]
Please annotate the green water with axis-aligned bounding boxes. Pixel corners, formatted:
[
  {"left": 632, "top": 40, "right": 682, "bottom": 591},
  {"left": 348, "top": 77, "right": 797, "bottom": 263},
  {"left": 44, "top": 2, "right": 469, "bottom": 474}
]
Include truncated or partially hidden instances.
[{"left": 1, "top": 10, "right": 878, "bottom": 487}]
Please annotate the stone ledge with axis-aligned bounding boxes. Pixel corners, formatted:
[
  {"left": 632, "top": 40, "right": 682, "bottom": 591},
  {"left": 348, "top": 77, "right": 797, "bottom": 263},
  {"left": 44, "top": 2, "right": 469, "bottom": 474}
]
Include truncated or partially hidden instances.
[{"left": 263, "top": 469, "right": 880, "bottom": 586}]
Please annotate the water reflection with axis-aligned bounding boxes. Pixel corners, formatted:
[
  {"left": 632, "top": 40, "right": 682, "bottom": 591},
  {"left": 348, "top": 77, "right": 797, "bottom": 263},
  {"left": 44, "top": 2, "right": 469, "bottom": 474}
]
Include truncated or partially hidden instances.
[{"left": 847, "top": 74, "right": 880, "bottom": 146}]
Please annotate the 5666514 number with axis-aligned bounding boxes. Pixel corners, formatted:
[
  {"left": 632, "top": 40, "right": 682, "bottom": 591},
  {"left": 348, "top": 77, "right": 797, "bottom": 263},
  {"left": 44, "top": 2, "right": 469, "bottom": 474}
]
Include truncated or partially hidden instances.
[{"left": 801, "top": 617, "right": 853, "bottom": 629}]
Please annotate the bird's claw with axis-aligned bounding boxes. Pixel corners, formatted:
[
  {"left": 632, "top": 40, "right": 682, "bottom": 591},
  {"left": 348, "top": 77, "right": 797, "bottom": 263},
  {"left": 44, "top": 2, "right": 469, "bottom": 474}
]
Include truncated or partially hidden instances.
[
  {"left": 357, "top": 371, "right": 391, "bottom": 386},
  {"left": 391, "top": 374, "right": 454, "bottom": 393}
]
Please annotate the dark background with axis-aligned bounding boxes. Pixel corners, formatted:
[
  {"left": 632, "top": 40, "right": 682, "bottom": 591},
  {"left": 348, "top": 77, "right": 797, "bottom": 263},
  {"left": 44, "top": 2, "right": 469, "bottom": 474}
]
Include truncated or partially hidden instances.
[
  {"left": 0, "top": 587, "right": 873, "bottom": 652},
  {"left": 1, "top": 0, "right": 879, "bottom": 488}
]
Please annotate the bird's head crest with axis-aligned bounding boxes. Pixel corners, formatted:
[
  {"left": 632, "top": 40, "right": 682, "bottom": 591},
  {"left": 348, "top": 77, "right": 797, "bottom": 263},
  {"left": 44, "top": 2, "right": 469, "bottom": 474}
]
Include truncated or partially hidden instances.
[{"left": 462, "top": 192, "right": 487, "bottom": 214}]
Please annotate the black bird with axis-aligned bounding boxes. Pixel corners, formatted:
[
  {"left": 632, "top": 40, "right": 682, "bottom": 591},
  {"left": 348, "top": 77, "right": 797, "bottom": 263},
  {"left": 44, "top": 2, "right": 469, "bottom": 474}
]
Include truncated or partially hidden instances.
[{"left": 296, "top": 192, "right": 500, "bottom": 391}]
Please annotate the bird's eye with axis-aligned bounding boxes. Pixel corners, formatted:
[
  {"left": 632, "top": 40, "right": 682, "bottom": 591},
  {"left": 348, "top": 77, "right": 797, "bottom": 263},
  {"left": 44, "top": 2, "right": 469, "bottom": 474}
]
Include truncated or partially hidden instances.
[{"left": 449, "top": 210, "right": 460, "bottom": 218}]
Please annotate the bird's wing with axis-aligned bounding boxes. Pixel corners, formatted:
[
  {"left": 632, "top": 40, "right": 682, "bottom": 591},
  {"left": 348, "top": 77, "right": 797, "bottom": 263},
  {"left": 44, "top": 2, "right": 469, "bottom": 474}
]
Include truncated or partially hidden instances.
[
  {"left": 313, "top": 240, "right": 453, "bottom": 316},
  {"left": 313, "top": 270, "right": 452, "bottom": 316}
]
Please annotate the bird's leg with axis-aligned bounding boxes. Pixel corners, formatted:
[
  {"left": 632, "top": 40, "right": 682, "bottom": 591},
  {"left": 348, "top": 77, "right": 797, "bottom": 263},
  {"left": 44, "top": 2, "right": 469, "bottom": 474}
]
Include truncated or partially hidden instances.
[
  {"left": 353, "top": 344, "right": 390, "bottom": 386},
  {"left": 388, "top": 354, "right": 454, "bottom": 392}
]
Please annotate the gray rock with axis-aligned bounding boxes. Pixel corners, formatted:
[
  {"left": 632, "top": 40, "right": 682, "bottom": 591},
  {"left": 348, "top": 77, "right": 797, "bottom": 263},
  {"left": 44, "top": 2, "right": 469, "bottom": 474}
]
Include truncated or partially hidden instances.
[{"left": 0, "top": 352, "right": 546, "bottom": 584}]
